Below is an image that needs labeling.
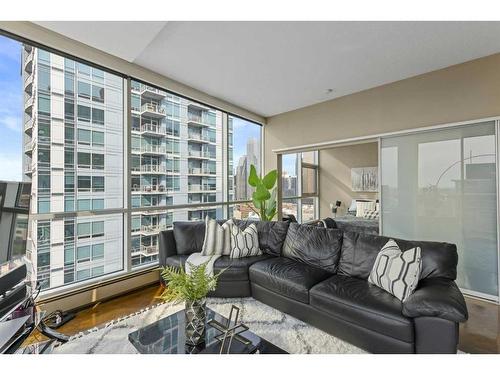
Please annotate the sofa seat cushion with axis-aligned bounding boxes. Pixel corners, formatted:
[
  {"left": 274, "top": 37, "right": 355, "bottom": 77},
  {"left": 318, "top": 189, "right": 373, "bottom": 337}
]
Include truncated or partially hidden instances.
[
  {"left": 214, "top": 255, "right": 272, "bottom": 281},
  {"left": 249, "top": 257, "right": 332, "bottom": 304},
  {"left": 310, "top": 275, "right": 414, "bottom": 343}
]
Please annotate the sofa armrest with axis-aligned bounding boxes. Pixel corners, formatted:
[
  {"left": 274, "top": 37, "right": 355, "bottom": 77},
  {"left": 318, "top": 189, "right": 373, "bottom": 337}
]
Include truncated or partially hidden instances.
[
  {"left": 402, "top": 278, "right": 468, "bottom": 323},
  {"left": 158, "top": 230, "right": 177, "bottom": 267}
]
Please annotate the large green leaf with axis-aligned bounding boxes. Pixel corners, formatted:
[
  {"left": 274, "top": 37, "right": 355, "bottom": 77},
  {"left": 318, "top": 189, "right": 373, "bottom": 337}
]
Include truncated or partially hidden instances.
[
  {"left": 252, "top": 197, "right": 261, "bottom": 209},
  {"left": 262, "top": 169, "right": 277, "bottom": 189},
  {"left": 248, "top": 165, "right": 260, "bottom": 187},
  {"left": 265, "top": 207, "right": 276, "bottom": 221},
  {"left": 253, "top": 184, "right": 271, "bottom": 201}
]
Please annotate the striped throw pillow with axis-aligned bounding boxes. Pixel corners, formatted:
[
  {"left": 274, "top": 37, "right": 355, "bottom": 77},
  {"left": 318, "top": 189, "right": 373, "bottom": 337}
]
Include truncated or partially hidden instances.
[
  {"left": 201, "top": 216, "right": 231, "bottom": 256},
  {"left": 368, "top": 239, "right": 422, "bottom": 301},
  {"left": 229, "top": 223, "right": 262, "bottom": 258}
]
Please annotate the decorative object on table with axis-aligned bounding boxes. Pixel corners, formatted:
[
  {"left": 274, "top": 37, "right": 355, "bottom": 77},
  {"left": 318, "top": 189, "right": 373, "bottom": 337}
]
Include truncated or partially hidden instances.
[
  {"left": 159, "top": 259, "right": 225, "bottom": 348},
  {"left": 248, "top": 164, "right": 278, "bottom": 221},
  {"left": 351, "top": 166, "right": 378, "bottom": 192},
  {"left": 207, "top": 305, "right": 251, "bottom": 354},
  {"left": 330, "top": 200, "right": 341, "bottom": 217}
]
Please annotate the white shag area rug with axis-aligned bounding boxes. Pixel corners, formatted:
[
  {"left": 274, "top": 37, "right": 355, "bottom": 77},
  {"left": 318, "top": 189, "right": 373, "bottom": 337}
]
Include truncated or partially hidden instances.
[{"left": 53, "top": 297, "right": 366, "bottom": 354}]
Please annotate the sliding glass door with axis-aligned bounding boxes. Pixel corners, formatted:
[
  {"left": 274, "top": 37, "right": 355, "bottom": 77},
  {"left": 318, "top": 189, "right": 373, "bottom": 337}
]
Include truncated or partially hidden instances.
[{"left": 380, "top": 121, "right": 499, "bottom": 299}]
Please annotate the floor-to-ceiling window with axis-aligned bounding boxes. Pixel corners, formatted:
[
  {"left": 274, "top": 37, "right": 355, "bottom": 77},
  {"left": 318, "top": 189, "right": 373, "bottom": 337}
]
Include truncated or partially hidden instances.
[
  {"left": 227, "top": 115, "right": 262, "bottom": 220},
  {"left": 381, "top": 121, "right": 499, "bottom": 300},
  {"left": 17, "top": 41, "right": 126, "bottom": 291},
  {"left": 281, "top": 151, "right": 319, "bottom": 223},
  {"left": 0, "top": 31, "right": 263, "bottom": 295}
]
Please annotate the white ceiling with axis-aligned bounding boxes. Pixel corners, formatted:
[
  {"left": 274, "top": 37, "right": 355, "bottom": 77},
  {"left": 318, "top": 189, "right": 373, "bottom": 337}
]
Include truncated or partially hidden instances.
[{"left": 37, "top": 21, "right": 500, "bottom": 117}]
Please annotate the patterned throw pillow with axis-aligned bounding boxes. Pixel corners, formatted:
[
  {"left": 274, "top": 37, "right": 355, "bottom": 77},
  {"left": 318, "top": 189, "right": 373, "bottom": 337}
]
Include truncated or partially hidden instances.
[
  {"left": 368, "top": 239, "right": 422, "bottom": 301},
  {"left": 363, "top": 210, "right": 379, "bottom": 220},
  {"left": 201, "top": 217, "right": 231, "bottom": 256},
  {"left": 355, "top": 201, "right": 376, "bottom": 217},
  {"left": 229, "top": 223, "right": 262, "bottom": 258}
]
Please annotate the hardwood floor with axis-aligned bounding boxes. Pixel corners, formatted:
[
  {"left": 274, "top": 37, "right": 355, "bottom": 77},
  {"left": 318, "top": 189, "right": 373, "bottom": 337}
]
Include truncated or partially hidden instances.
[{"left": 26, "top": 285, "right": 500, "bottom": 353}]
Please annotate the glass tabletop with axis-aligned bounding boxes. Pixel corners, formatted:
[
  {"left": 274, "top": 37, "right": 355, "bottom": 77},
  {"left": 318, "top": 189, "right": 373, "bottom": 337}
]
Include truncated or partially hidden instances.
[{"left": 128, "top": 307, "right": 287, "bottom": 354}]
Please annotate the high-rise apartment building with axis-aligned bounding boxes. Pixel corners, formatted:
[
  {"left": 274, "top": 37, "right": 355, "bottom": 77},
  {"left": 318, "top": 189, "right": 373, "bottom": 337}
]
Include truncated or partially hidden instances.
[
  {"left": 129, "top": 80, "right": 224, "bottom": 267},
  {"left": 22, "top": 45, "right": 125, "bottom": 290}
]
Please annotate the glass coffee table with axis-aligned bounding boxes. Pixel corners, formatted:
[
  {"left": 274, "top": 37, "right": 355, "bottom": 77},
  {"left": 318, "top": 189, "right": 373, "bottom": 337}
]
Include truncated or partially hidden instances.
[{"left": 128, "top": 307, "right": 287, "bottom": 354}]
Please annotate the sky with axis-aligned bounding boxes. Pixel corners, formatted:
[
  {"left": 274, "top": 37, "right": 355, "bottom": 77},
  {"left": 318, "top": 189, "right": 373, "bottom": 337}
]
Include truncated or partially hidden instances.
[
  {"left": 231, "top": 116, "right": 261, "bottom": 174},
  {"left": 0, "top": 35, "right": 23, "bottom": 182}
]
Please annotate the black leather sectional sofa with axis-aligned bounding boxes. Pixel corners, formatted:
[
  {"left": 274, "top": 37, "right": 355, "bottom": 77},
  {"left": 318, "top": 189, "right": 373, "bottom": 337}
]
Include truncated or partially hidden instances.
[{"left": 159, "top": 220, "right": 468, "bottom": 354}]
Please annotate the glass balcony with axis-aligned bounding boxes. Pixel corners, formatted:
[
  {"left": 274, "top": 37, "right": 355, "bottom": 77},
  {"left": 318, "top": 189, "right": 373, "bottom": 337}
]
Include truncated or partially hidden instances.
[
  {"left": 140, "top": 84, "right": 167, "bottom": 100},
  {"left": 188, "top": 167, "right": 216, "bottom": 175},
  {"left": 24, "top": 73, "right": 34, "bottom": 93},
  {"left": 24, "top": 116, "right": 34, "bottom": 134},
  {"left": 24, "top": 49, "right": 34, "bottom": 74},
  {"left": 132, "top": 122, "right": 164, "bottom": 136},
  {"left": 24, "top": 96, "right": 34, "bottom": 114},
  {"left": 131, "top": 244, "right": 159, "bottom": 257},
  {"left": 131, "top": 184, "right": 167, "bottom": 194},
  {"left": 140, "top": 103, "right": 166, "bottom": 118},
  {"left": 187, "top": 131, "right": 216, "bottom": 143},
  {"left": 187, "top": 183, "right": 217, "bottom": 192},
  {"left": 135, "top": 145, "right": 167, "bottom": 155},
  {"left": 131, "top": 164, "right": 167, "bottom": 174},
  {"left": 187, "top": 149, "right": 216, "bottom": 159}
]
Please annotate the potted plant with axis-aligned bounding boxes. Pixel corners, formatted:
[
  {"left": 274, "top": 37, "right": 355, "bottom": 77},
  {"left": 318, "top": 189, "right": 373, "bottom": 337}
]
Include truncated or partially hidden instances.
[
  {"left": 159, "top": 260, "right": 224, "bottom": 347},
  {"left": 248, "top": 165, "right": 278, "bottom": 221}
]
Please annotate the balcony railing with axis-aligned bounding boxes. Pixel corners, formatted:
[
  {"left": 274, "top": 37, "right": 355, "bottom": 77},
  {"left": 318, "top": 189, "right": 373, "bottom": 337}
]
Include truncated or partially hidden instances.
[
  {"left": 140, "top": 224, "right": 168, "bottom": 234},
  {"left": 188, "top": 184, "right": 217, "bottom": 192},
  {"left": 188, "top": 167, "right": 216, "bottom": 175},
  {"left": 141, "top": 103, "right": 166, "bottom": 117},
  {"left": 131, "top": 184, "right": 166, "bottom": 193},
  {"left": 24, "top": 50, "right": 34, "bottom": 73},
  {"left": 131, "top": 245, "right": 159, "bottom": 256},
  {"left": 132, "top": 122, "right": 164, "bottom": 135},
  {"left": 24, "top": 96, "right": 34, "bottom": 113},
  {"left": 138, "top": 145, "right": 167, "bottom": 154},
  {"left": 24, "top": 140, "right": 33, "bottom": 154},
  {"left": 188, "top": 150, "right": 216, "bottom": 159},
  {"left": 187, "top": 131, "right": 215, "bottom": 143},
  {"left": 132, "top": 164, "right": 167, "bottom": 174},
  {"left": 24, "top": 117, "right": 34, "bottom": 133}
]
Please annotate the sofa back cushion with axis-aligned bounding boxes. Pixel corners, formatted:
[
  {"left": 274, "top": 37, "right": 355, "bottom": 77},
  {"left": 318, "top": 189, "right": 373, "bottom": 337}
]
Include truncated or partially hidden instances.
[
  {"left": 173, "top": 220, "right": 226, "bottom": 255},
  {"left": 233, "top": 219, "right": 289, "bottom": 256},
  {"left": 173, "top": 221, "right": 206, "bottom": 255},
  {"left": 338, "top": 231, "right": 457, "bottom": 280},
  {"left": 282, "top": 223, "right": 343, "bottom": 273}
]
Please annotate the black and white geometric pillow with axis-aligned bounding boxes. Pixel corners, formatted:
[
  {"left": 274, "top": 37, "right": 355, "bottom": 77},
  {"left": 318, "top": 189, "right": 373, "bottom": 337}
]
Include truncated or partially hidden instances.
[
  {"left": 368, "top": 239, "right": 422, "bottom": 301},
  {"left": 201, "top": 216, "right": 231, "bottom": 256},
  {"left": 229, "top": 223, "right": 262, "bottom": 258},
  {"left": 363, "top": 210, "right": 379, "bottom": 220}
]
